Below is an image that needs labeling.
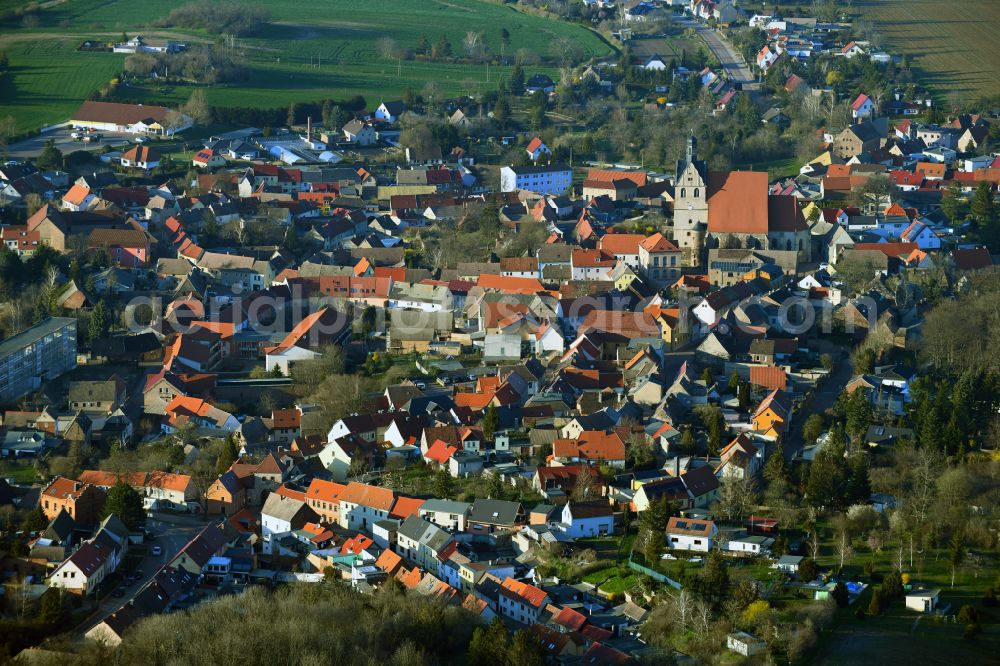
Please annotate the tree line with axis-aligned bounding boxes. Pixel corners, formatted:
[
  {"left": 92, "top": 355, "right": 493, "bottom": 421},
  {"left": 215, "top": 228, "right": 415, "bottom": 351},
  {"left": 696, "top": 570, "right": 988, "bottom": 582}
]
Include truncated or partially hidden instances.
[{"left": 152, "top": 1, "right": 271, "bottom": 36}]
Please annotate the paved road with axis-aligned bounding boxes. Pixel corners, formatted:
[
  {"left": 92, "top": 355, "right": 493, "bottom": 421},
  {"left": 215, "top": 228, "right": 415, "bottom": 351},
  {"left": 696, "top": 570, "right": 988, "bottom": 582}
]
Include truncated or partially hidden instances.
[
  {"left": 677, "top": 17, "right": 754, "bottom": 85},
  {"left": 6, "top": 127, "right": 136, "bottom": 160},
  {"left": 781, "top": 355, "right": 854, "bottom": 461},
  {"left": 79, "top": 511, "right": 203, "bottom": 634}
]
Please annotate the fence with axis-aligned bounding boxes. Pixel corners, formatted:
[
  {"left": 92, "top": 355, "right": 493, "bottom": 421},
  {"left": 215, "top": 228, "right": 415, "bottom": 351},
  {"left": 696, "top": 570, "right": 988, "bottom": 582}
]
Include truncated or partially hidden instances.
[{"left": 627, "top": 559, "right": 683, "bottom": 589}]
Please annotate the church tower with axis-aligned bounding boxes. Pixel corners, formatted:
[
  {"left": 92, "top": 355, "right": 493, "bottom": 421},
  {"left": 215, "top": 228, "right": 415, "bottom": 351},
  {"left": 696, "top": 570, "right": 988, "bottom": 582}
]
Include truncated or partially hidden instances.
[{"left": 673, "top": 136, "right": 708, "bottom": 267}]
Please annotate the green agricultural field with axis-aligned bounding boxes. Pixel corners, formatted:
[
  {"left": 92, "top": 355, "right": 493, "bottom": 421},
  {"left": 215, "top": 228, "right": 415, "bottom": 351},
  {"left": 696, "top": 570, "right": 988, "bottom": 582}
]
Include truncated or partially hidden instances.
[
  {"left": 0, "top": 36, "right": 122, "bottom": 132},
  {"left": 0, "top": 0, "right": 615, "bottom": 133},
  {"left": 855, "top": 0, "right": 1000, "bottom": 102}
]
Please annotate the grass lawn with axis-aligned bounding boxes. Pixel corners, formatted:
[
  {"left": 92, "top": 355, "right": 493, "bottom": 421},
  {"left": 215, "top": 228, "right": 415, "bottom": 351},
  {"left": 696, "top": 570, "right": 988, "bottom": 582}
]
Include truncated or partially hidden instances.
[
  {"left": 0, "top": 0, "right": 616, "bottom": 132},
  {"left": 804, "top": 517, "right": 1000, "bottom": 664},
  {"left": 732, "top": 155, "right": 800, "bottom": 179},
  {"left": 581, "top": 565, "right": 638, "bottom": 596},
  {"left": 0, "top": 37, "right": 122, "bottom": 132},
  {"left": 853, "top": 0, "right": 1000, "bottom": 102},
  {"left": 0, "top": 460, "right": 38, "bottom": 483},
  {"left": 628, "top": 34, "right": 702, "bottom": 60}
]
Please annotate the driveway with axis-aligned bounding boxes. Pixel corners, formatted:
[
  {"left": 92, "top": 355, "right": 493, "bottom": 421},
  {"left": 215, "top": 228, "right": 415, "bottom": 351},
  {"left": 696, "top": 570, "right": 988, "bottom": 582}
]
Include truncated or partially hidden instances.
[
  {"left": 78, "top": 511, "right": 204, "bottom": 634},
  {"left": 676, "top": 17, "right": 754, "bottom": 84}
]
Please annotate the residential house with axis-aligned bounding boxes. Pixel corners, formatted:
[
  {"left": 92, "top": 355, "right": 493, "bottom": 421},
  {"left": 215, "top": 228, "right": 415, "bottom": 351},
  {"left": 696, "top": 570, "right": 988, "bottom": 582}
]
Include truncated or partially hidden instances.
[
  {"left": 120, "top": 145, "right": 162, "bottom": 170},
  {"left": 41, "top": 477, "right": 105, "bottom": 524},
  {"left": 666, "top": 515, "right": 717, "bottom": 552},
  {"left": 48, "top": 516, "right": 129, "bottom": 595},
  {"left": 467, "top": 499, "right": 525, "bottom": 535},
  {"left": 260, "top": 492, "right": 317, "bottom": 555},
  {"left": 500, "top": 165, "right": 572, "bottom": 195},
  {"left": 552, "top": 431, "right": 627, "bottom": 468},
  {"left": 205, "top": 471, "right": 246, "bottom": 516},
  {"left": 305, "top": 478, "right": 346, "bottom": 525},
  {"left": 342, "top": 119, "right": 377, "bottom": 146},
  {"left": 558, "top": 501, "right": 615, "bottom": 538},
  {"left": 337, "top": 482, "right": 396, "bottom": 531},
  {"left": 498, "top": 577, "right": 550, "bottom": 625},
  {"left": 397, "top": 515, "right": 456, "bottom": 575},
  {"left": 418, "top": 499, "right": 472, "bottom": 532}
]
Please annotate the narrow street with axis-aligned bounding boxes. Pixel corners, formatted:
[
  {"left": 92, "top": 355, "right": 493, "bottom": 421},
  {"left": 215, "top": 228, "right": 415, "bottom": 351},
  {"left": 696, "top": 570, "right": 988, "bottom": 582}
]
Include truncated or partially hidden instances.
[
  {"left": 77, "top": 511, "right": 204, "bottom": 635},
  {"left": 676, "top": 16, "right": 754, "bottom": 85},
  {"left": 782, "top": 356, "right": 854, "bottom": 461}
]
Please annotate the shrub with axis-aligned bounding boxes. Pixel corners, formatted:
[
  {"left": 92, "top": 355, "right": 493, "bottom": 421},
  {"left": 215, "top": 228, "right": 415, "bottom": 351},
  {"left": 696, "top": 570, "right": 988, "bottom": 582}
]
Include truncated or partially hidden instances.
[
  {"left": 957, "top": 605, "right": 979, "bottom": 625},
  {"left": 831, "top": 581, "right": 849, "bottom": 608}
]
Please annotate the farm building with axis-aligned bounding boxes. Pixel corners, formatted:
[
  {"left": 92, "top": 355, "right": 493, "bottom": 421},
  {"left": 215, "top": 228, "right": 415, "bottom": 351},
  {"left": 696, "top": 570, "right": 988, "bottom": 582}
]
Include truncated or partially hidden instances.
[{"left": 70, "top": 101, "right": 191, "bottom": 136}]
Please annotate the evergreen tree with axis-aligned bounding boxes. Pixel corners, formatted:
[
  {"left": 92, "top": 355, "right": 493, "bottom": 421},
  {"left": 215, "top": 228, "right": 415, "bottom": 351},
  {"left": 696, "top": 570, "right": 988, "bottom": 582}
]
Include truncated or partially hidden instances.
[
  {"left": 482, "top": 404, "right": 500, "bottom": 440},
  {"left": 680, "top": 427, "right": 696, "bottom": 453},
  {"left": 20, "top": 505, "right": 48, "bottom": 532},
  {"left": 493, "top": 96, "right": 510, "bottom": 126},
  {"left": 506, "top": 629, "right": 544, "bottom": 666},
  {"left": 727, "top": 371, "right": 740, "bottom": 394},
  {"left": 737, "top": 381, "right": 750, "bottom": 409},
  {"left": 803, "top": 413, "right": 825, "bottom": 444},
  {"left": 88, "top": 299, "right": 109, "bottom": 341},
  {"left": 468, "top": 617, "right": 509, "bottom": 666},
  {"left": 763, "top": 449, "right": 789, "bottom": 484},
  {"left": 216, "top": 434, "right": 238, "bottom": 476},
  {"left": 845, "top": 387, "right": 873, "bottom": 441},
  {"left": 101, "top": 480, "right": 146, "bottom": 530},
  {"left": 38, "top": 588, "right": 70, "bottom": 625},
  {"left": 509, "top": 64, "right": 525, "bottom": 95},
  {"left": 846, "top": 454, "right": 871, "bottom": 505},
  {"left": 807, "top": 445, "right": 847, "bottom": 508},
  {"left": 36, "top": 140, "right": 63, "bottom": 170},
  {"left": 971, "top": 182, "right": 996, "bottom": 222},
  {"left": 700, "top": 550, "right": 730, "bottom": 606},
  {"left": 433, "top": 469, "right": 455, "bottom": 500}
]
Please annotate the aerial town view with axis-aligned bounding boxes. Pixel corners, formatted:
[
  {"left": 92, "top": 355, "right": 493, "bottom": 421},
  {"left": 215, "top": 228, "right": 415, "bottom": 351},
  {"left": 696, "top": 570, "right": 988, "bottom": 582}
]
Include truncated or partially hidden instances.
[{"left": 0, "top": 0, "right": 998, "bottom": 663}]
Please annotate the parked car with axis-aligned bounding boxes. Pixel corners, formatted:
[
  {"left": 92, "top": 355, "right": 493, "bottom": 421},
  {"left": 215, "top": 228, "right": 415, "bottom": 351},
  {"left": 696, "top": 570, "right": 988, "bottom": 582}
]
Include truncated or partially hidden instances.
[{"left": 151, "top": 546, "right": 162, "bottom": 556}]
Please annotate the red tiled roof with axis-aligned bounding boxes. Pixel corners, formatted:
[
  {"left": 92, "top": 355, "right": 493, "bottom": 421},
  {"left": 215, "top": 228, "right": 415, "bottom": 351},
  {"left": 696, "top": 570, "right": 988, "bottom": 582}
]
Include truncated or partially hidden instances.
[
  {"left": 597, "top": 233, "right": 645, "bottom": 256},
  {"left": 707, "top": 171, "right": 769, "bottom": 234},
  {"left": 952, "top": 247, "right": 993, "bottom": 271},
  {"left": 500, "top": 577, "right": 548, "bottom": 608},
  {"left": 749, "top": 365, "right": 787, "bottom": 391},
  {"left": 389, "top": 495, "right": 425, "bottom": 520},
  {"left": 553, "top": 431, "right": 626, "bottom": 462},
  {"left": 338, "top": 482, "right": 395, "bottom": 512}
]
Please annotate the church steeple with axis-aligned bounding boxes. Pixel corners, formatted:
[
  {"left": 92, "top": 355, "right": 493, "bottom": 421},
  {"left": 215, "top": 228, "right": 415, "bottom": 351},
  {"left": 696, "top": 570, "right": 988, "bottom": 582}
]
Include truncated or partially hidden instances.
[{"left": 686, "top": 135, "right": 697, "bottom": 165}]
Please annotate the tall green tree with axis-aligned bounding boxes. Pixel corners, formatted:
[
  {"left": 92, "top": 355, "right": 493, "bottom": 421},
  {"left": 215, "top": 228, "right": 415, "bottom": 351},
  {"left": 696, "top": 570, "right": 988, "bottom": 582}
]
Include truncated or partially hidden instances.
[
  {"left": 20, "top": 505, "right": 48, "bottom": 532},
  {"left": 506, "top": 629, "right": 544, "bottom": 666},
  {"left": 468, "top": 617, "right": 509, "bottom": 666},
  {"left": 88, "top": 299, "right": 109, "bottom": 341},
  {"left": 38, "top": 588, "right": 70, "bottom": 626},
  {"left": 216, "top": 434, "right": 238, "bottom": 476},
  {"left": 101, "top": 480, "right": 146, "bottom": 530},
  {"left": 482, "top": 404, "right": 500, "bottom": 440},
  {"left": 433, "top": 469, "right": 455, "bottom": 500},
  {"left": 845, "top": 454, "right": 871, "bottom": 505},
  {"left": 36, "top": 140, "right": 63, "bottom": 170}
]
